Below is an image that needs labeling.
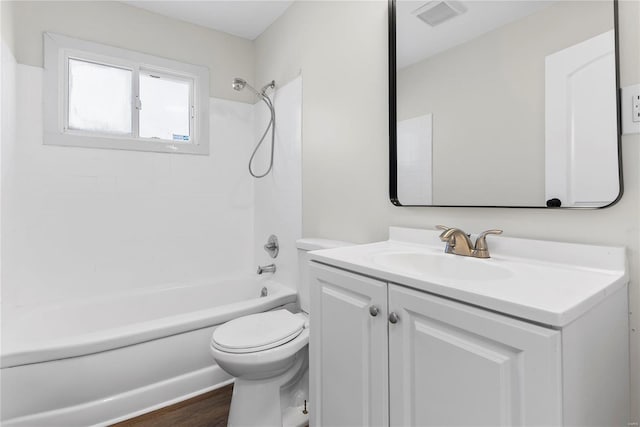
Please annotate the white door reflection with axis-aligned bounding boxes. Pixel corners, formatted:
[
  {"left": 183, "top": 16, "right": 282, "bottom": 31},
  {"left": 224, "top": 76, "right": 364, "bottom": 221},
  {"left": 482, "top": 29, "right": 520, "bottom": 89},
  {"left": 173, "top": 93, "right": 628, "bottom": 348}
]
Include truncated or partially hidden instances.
[
  {"left": 397, "top": 114, "right": 433, "bottom": 205},
  {"left": 544, "top": 30, "right": 618, "bottom": 208}
]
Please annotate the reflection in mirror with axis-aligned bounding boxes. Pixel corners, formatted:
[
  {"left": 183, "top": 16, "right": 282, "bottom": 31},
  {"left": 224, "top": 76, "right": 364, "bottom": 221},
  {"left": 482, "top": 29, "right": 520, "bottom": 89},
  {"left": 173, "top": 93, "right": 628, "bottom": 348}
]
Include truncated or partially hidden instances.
[{"left": 391, "top": 0, "right": 621, "bottom": 208}]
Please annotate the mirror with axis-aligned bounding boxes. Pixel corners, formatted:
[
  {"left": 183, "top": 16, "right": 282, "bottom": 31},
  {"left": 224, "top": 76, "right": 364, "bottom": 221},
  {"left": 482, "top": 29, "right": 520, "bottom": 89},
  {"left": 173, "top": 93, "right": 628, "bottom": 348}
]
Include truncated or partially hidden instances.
[{"left": 389, "top": 0, "right": 622, "bottom": 208}]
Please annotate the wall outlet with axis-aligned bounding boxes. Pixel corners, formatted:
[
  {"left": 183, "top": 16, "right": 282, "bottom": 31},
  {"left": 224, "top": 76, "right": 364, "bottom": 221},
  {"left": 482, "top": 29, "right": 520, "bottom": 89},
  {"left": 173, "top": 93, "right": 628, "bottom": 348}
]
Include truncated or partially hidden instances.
[{"left": 621, "top": 84, "right": 640, "bottom": 134}]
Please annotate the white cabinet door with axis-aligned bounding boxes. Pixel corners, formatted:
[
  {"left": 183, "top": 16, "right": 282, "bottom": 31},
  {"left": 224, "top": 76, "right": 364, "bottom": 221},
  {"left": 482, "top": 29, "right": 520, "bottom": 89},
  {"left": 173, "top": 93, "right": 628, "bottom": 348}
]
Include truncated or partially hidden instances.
[
  {"left": 388, "top": 284, "right": 562, "bottom": 427},
  {"left": 309, "top": 263, "right": 389, "bottom": 427}
]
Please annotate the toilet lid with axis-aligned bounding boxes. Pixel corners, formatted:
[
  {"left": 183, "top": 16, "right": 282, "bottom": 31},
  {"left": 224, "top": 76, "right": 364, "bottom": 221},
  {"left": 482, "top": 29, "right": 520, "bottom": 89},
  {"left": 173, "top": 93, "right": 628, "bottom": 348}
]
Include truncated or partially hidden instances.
[{"left": 211, "top": 310, "right": 305, "bottom": 354}]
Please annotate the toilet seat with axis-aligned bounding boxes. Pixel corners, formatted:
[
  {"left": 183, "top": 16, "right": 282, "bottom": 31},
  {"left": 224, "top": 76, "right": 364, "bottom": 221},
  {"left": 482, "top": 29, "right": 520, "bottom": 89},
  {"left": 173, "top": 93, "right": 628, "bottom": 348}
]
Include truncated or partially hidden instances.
[{"left": 211, "top": 310, "right": 305, "bottom": 354}]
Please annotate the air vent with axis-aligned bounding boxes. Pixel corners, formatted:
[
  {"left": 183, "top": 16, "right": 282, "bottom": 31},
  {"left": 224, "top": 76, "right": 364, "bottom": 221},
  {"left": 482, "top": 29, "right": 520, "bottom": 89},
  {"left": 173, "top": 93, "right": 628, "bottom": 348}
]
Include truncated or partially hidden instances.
[{"left": 413, "top": 1, "right": 467, "bottom": 27}]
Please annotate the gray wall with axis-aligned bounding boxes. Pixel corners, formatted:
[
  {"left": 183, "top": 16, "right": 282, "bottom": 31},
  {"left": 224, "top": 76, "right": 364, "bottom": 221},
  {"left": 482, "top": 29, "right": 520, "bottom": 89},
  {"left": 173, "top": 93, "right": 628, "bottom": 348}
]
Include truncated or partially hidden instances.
[
  {"left": 1, "top": 1, "right": 15, "bottom": 56},
  {"left": 255, "top": 0, "right": 640, "bottom": 420},
  {"left": 7, "top": 1, "right": 255, "bottom": 102},
  {"left": 2, "top": 0, "right": 639, "bottom": 419}
]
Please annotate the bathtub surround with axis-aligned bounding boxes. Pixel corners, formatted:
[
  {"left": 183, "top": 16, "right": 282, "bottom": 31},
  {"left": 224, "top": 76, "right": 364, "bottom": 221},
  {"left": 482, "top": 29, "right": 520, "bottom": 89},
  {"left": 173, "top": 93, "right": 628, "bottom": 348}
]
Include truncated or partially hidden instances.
[
  {"left": 1, "top": 3, "right": 303, "bottom": 423},
  {"left": 2, "top": 64, "right": 256, "bottom": 306},
  {"left": 254, "top": 1, "right": 640, "bottom": 420},
  {"left": 253, "top": 76, "right": 303, "bottom": 293},
  {"left": 1, "top": 31, "right": 303, "bottom": 424},
  {"left": 1, "top": 69, "right": 301, "bottom": 427},
  {"left": 2, "top": 43, "right": 300, "bottom": 306}
]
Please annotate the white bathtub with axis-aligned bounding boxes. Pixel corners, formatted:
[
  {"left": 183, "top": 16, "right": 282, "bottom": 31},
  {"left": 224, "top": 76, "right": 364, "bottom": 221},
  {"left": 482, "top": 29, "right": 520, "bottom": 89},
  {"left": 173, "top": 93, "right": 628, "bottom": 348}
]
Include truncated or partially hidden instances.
[{"left": 0, "top": 277, "right": 297, "bottom": 426}]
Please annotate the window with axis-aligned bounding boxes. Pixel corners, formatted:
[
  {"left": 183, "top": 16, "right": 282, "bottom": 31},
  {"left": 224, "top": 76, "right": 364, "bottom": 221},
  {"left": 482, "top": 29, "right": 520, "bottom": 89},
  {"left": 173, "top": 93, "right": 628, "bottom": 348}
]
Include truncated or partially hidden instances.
[
  {"left": 44, "top": 33, "right": 209, "bottom": 155},
  {"left": 68, "top": 59, "right": 133, "bottom": 135},
  {"left": 138, "top": 70, "right": 192, "bottom": 141}
]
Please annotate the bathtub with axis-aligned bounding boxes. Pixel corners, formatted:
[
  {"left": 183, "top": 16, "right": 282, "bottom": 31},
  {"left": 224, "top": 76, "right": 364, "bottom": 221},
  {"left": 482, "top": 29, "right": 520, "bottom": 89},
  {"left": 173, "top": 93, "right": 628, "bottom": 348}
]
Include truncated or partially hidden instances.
[{"left": 0, "top": 277, "right": 297, "bottom": 426}]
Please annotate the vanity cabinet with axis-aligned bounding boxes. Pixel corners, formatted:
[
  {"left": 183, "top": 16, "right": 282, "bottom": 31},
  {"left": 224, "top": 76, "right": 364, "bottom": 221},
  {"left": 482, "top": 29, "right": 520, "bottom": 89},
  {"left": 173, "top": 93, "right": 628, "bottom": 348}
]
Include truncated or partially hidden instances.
[
  {"left": 309, "top": 262, "right": 389, "bottom": 427},
  {"left": 309, "top": 261, "right": 628, "bottom": 427},
  {"left": 387, "top": 284, "right": 560, "bottom": 426}
]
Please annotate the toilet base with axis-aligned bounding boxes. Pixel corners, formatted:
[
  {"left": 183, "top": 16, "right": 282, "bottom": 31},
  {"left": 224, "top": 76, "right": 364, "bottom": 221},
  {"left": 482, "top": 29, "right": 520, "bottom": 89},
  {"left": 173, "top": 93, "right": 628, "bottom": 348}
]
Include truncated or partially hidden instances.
[{"left": 228, "top": 352, "right": 308, "bottom": 427}]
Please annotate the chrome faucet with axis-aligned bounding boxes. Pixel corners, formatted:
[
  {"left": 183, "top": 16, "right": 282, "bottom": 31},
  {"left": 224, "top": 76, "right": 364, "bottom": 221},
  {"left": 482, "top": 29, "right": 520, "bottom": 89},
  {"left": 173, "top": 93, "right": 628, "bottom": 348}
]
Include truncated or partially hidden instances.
[
  {"left": 436, "top": 225, "right": 503, "bottom": 259},
  {"left": 257, "top": 264, "right": 276, "bottom": 274}
]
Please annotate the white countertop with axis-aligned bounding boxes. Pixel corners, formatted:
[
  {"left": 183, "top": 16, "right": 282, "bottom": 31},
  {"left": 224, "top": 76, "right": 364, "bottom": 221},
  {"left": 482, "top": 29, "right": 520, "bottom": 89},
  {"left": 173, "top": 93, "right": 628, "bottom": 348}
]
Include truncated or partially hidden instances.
[{"left": 308, "top": 227, "right": 628, "bottom": 328}]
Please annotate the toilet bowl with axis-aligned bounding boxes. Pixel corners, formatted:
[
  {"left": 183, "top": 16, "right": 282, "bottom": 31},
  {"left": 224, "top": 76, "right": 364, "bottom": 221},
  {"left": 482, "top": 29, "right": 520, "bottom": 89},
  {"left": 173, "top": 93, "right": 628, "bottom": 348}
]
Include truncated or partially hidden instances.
[
  {"left": 210, "top": 310, "right": 309, "bottom": 427},
  {"left": 209, "top": 238, "right": 351, "bottom": 427}
]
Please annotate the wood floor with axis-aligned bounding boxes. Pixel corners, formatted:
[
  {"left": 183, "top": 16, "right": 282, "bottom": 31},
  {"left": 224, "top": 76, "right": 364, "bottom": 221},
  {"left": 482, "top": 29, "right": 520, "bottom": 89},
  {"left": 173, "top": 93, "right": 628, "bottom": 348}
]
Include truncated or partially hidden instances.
[{"left": 112, "top": 384, "right": 233, "bottom": 427}]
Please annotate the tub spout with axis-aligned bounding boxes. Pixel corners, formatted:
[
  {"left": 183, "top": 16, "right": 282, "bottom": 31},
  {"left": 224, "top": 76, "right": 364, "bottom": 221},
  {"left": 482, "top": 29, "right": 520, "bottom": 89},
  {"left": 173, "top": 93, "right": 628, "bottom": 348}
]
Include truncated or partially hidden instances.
[{"left": 257, "top": 264, "right": 276, "bottom": 275}]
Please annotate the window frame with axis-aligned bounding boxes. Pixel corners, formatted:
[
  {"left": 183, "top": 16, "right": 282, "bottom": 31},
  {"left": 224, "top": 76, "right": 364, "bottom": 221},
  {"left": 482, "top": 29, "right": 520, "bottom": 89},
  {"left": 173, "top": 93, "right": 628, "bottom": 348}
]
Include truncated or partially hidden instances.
[{"left": 44, "top": 32, "right": 209, "bottom": 155}]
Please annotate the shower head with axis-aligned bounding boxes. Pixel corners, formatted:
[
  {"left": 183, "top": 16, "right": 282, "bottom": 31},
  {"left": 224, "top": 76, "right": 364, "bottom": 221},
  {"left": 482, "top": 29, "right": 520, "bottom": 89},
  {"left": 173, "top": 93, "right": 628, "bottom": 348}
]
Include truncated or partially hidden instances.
[
  {"left": 232, "top": 77, "right": 247, "bottom": 91},
  {"left": 232, "top": 77, "right": 274, "bottom": 99},
  {"left": 232, "top": 77, "right": 261, "bottom": 98}
]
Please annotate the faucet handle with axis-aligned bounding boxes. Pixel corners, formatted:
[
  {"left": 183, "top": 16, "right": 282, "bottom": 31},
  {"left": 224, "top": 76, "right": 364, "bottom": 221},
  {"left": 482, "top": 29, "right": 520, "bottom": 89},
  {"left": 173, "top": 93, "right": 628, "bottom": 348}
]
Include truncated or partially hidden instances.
[
  {"left": 436, "top": 225, "right": 454, "bottom": 239},
  {"left": 474, "top": 230, "right": 502, "bottom": 258}
]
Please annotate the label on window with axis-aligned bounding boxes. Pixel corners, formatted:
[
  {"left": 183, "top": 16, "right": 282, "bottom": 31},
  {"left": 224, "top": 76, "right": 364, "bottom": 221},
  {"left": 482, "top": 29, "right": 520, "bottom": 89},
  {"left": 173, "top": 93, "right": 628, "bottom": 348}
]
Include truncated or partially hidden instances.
[{"left": 172, "top": 134, "right": 190, "bottom": 141}]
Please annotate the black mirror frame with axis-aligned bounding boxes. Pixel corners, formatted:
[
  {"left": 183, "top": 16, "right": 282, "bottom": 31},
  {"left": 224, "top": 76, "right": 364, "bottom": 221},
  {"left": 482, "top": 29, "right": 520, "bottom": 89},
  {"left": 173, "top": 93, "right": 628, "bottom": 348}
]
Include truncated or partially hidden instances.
[{"left": 388, "top": 0, "right": 624, "bottom": 209}]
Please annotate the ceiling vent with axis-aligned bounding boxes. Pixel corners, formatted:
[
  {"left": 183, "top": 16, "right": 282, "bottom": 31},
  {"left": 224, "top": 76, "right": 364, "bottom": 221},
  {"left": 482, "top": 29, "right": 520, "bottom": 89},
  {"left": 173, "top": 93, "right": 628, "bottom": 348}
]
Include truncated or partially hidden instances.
[{"left": 412, "top": 1, "right": 467, "bottom": 27}]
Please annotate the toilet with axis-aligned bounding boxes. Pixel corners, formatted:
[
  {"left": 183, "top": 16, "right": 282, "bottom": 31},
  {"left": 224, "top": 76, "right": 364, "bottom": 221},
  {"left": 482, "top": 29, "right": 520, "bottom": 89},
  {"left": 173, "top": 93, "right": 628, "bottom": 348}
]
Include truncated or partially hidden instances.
[{"left": 210, "top": 238, "right": 350, "bottom": 427}]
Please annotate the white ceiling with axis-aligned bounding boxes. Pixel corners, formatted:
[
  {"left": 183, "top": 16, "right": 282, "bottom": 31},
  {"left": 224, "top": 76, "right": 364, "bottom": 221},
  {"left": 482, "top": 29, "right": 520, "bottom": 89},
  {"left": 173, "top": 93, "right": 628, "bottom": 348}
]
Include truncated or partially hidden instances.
[
  {"left": 122, "top": 1, "right": 294, "bottom": 40},
  {"left": 396, "top": 1, "right": 556, "bottom": 69}
]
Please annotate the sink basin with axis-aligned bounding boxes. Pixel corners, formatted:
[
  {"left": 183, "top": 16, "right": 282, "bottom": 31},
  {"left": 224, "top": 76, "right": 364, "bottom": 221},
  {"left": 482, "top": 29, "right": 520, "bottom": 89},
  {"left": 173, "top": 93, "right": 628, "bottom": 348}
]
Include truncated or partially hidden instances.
[
  {"left": 372, "top": 252, "right": 512, "bottom": 281},
  {"left": 308, "top": 227, "right": 627, "bottom": 327}
]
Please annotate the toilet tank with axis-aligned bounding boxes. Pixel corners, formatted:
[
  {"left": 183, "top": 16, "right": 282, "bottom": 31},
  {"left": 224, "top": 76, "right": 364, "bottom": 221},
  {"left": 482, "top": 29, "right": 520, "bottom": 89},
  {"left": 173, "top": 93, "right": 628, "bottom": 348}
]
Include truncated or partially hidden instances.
[{"left": 296, "top": 238, "right": 352, "bottom": 313}]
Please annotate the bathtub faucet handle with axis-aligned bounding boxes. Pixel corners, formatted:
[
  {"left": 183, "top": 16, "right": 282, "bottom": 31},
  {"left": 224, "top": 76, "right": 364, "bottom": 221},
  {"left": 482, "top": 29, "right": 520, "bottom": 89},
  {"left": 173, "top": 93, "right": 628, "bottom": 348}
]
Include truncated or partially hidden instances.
[
  {"left": 257, "top": 264, "right": 276, "bottom": 275},
  {"left": 264, "top": 235, "right": 279, "bottom": 258}
]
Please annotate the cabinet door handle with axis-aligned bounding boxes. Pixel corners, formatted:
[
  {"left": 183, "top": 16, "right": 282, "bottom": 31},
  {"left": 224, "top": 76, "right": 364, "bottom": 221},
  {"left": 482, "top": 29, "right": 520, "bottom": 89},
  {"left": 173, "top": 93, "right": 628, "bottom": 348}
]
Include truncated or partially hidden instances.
[
  {"left": 388, "top": 312, "right": 399, "bottom": 324},
  {"left": 369, "top": 305, "right": 380, "bottom": 317}
]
